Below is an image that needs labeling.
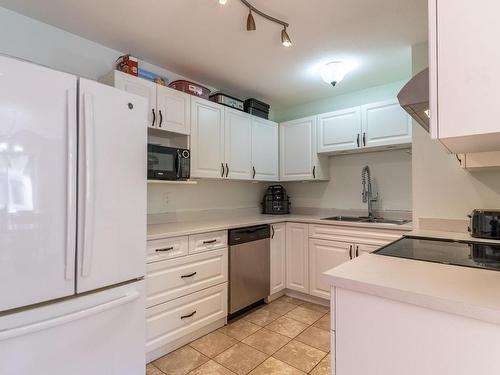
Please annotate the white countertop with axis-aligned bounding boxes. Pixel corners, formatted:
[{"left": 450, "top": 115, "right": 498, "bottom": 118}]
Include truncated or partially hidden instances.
[
  {"left": 147, "top": 214, "right": 413, "bottom": 240},
  {"left": 325, "top": 231, "right": 500, "bottom": 325}
]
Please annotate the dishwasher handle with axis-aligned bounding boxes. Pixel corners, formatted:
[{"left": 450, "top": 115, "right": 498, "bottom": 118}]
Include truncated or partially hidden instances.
[{"left": 228, "top": 224, "right": 270, "bottom": 246}]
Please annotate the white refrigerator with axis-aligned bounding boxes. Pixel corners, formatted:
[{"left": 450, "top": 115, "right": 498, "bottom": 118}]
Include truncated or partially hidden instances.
[{"left": 0, "top": 55, "right": 147, "bottom": 374}]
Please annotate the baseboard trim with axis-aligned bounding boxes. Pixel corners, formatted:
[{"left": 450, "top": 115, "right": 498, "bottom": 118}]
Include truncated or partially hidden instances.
[{"left": 284, "top": 289, "right": 330, "bottom": 306}]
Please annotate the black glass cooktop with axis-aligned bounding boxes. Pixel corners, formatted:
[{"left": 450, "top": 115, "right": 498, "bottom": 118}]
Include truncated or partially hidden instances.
[{"left": 375, "top": 236, "right": 500, "bottom": 271}]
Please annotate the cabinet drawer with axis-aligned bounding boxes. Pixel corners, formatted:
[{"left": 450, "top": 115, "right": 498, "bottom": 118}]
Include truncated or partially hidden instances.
[
  {"left": 146, "top": 249, "right": 228, "bottom": 308},
  {"left": 146, "top": 283, "right": 228, "bottom": 354},
  {"left": 147, "top": 236, "right": 189, "bottom": 263},
  {"left": 189, "top": 231, "right": 227, "bottom": 254},
  {"left": 309, "top": 224, "right": 406, "bottom": 246}
]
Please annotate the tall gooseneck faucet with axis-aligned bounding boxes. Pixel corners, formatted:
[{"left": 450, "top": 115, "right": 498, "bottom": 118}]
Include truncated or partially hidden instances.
[{"left": 361, "top": 166, "right": 378, "bottom": 219}]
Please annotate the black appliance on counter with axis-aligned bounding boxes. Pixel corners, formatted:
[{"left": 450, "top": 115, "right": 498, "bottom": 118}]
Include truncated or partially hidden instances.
[
  {"left": 468, "top": 209, "right": 500, "bottom": 239},
  {"left": 261, "top": 185, "right": 290, "bottom": 215},
  {"left": 375, "top": 236, "right": 500, "bottom": 272},
  {"left": 147, "top": 144, "right": 190, "bottom": 180}
]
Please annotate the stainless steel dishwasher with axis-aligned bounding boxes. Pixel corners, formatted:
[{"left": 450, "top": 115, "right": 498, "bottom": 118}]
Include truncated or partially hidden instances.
[{"left": 228, "top": 224, "right": 270, "bottom": 315}]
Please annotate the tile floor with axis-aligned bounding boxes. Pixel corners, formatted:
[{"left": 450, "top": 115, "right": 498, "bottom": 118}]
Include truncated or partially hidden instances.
[{"left": 147, "top": 296, "right": 331, "bottom": 375}]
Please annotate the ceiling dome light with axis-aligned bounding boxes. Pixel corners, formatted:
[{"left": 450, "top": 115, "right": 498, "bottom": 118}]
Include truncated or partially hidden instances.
[
  {"left": 247, "top": 10, "right": 256, "bottom": 31},
  {"left": 281, "top": 27, "right": 292, "bottom": 47},
  {"left": 219, "top": 0, "right": 227, "bottom": 4},
  {"left": 320, "top": 61, "right": 347, "bottom": 87}
]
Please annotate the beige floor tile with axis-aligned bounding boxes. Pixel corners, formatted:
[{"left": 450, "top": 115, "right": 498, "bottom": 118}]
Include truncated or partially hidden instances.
[
  {"left": 188, "top": 360, "right": 237, "bottom": 375},
  {"left": 242, "top": 328, "right": 291, "bottom": 355},
  {"left": 215, "top": 343, "right": 268, "bottom": 375},
  {"left": 218, "top": 319, "right": 262, "bottom": 341},
  {"left": 277, "top": 296, "right": 305, "bottom": 306},
  {"left": 153, "top": 346, "right": 209, "bottom": 375},
  {"left": 248, "top": 357, "right": 306, "bottom": 375},
  {"left": 189, "top": 331, "right": 238, "bottom": 358},
  {"left": 312, "top": 313, "right": 331, "bottom": 331},
  {"left": 265, "top": 316, "right": 308, "bottom": 339},
  {"left": 285, "top": 306, "right": 325, "bottom": 325},
  {"left": 243, "top": 308, "right": 280, "bottom": 327},
  {"left": 300, "top": 302, "right": 330, "bottom": 314},
  {"left": 146, "top": 363, "right": 164, "bottom": 375},
  {"left": 273, "top": 340, "right": 327, "bottom": 373},
  {"left": 295, "top": 326, "right": 330, "bottom": 352},
  {"left": 261, "top": 300, "right": 297, "bottom": 316},
  {"left": 310, "top": 353, "right": 331, "bottom": 375}
]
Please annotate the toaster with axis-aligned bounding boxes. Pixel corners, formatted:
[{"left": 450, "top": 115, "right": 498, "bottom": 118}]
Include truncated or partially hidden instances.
[{"left": 468, "top": 209, "right": 500, "bottom": 239}]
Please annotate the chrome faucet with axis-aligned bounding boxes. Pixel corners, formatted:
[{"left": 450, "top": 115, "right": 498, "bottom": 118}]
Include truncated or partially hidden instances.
[{"left": 361, "top": 166, "right": 378, "bottom": 219}]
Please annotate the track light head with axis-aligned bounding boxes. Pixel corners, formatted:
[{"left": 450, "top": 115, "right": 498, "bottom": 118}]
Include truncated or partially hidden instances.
[
  {"left": 247, "top": 10, "right": 256, "bottom": 31},
  {"left": 281, "top": 27, "right": 292, "bottom": 47}
]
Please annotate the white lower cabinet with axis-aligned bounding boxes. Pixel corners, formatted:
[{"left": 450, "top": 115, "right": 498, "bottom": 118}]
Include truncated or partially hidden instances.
[
  {"left": 285, "top": 223, "right": 309, "bottom": 293},
  {"left": 270, "top": 223, "right": 286, "bottom": 295},
  {"left": 355, "top": 243, "right": 379, "bottom": 256},
  {"left": 146, "top": 283, "right": 227, "bottom": 355},
  {"left": 309, "top": 239, "right": 351, "bottom": 299},
  {"left": 145, "top": 230, "right": 228, "bottom": 361},
  {"left": 146, "top": 249, "right": 228, "bottom": 308}
]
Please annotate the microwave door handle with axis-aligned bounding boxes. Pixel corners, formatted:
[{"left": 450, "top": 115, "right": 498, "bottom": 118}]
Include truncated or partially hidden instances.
[{"left": 177, "top": 152, "right": 182, "bottom": 178}]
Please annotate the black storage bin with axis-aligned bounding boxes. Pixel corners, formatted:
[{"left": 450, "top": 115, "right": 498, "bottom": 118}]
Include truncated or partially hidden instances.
[
  {"left": 244, "top": 98, "right": 270, "bottom": 113},
  {"left": 246, "top": 107, "right": 269, "bottom": 120}
]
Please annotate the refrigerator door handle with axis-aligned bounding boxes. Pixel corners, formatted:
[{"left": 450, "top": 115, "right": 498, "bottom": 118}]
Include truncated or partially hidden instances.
[
  {"left": 0, "top": 291, "right": 140, "bottom": 342},
  {"left": 65, "top": 88, "right": 77, "bottom": 281},
  {"left": 81, "top": 93, "right": 95, "bottom": 278}
]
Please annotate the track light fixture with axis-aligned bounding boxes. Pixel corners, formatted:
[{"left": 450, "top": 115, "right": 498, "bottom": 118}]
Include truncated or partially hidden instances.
[{"left": 238, "top": 0, "right": 292, "bottom": 47}]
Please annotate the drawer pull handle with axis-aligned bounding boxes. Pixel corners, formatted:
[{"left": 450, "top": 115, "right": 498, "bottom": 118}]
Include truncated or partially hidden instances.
[
  {"left": 156, "top": 246, "right": 174, "bottom": 252},
  {"left": 181, "top": 311, "right": 197, "bottom": 319},
  {"left": 203, "top": 239, "right": 217, "bottom": 244},
  {"left": 181, "top": 272, "right": 197, "bottom": 279}
]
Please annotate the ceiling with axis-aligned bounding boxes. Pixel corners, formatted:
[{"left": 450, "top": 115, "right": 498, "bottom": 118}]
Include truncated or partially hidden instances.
[{"left": 0, "top": 0, "right": 428, "bottom": 111}]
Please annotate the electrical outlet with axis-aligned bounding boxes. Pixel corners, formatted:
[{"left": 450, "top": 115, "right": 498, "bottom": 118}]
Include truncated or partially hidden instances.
[{"left": 162, "top": 192, "right": 170, "bottom": 205}]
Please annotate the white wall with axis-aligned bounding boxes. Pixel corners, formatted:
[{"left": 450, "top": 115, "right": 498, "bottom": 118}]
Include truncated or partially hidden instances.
[
  {"left": 411, "top": 42, "right": 500, "bottom": 224},
  {"left": 0, "top": 7, "right": 214, "bottom": 88},
  {"left": 283, "top": 149, "right": 412, "bottom": 212}
]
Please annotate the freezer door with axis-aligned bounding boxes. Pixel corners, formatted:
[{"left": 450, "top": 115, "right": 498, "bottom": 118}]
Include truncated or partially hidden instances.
[
  {"left": 77, "top": 78, "right": 147, "bottom": 293},
  {"left": 0, "top": 55, "right": 77, "bottom": 311},
  {"left": 0, "top": 281, "right": 145, "bottom": 375}
]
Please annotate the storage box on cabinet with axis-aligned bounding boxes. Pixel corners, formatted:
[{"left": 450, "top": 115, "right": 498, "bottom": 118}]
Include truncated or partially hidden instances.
[
  {"left": 147, "top": 236, "right": 189, "bottom": 263},
  {"left": 146, "top": 283, "right": 227, "bottom": 354},
  {"left": 146, "top": 249, "right": 228, "bottom": 308},
  {"left": 189, "top": 230, "right": 227, "bottom": 254}
]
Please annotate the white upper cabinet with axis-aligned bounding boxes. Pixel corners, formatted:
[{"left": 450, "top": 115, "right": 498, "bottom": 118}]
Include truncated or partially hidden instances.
[
  {"left": 101, "top": 70, "right": 190, "bottom": 135},
  {"left": 251, "top": 117, "right": 279, "bottom": 181},
  {"left": 156, "top": 85, "right": 191, "bottom": 135},
  {"left": 190, "top": 97, "right": 225, "bottom": 179},
  {"left": 429, "top": 0, "right": 500, "bottom": 153},
  {"left": 318, "top": 107, "right": 362, "bottom": 153},
  {"left": 224, "top": 108, "right": 252, "bottom": 180},
  {"left": 280, "top": 116, "right": 328, "bottom": 181},
  {"left": 361, "top": 100, "right": 412, "bottom": 148}
]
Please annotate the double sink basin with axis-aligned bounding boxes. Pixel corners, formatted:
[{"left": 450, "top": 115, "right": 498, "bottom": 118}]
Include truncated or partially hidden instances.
[{"left": 322, "top": 216, "right": 411, "bottom": 225}]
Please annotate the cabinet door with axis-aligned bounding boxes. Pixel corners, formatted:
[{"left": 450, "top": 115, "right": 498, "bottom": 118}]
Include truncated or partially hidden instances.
[
  {"left": 251, "top": 117, "right": 279, "bottom": 181},
  {"left": 156, "top": 86, "right": 190, "bottom": 135},
  {"left": 317, "top": 107, "right": 362, "bottom": 153},
  {"left": 113, "top": 70, "right": 157, "bottom": 128},
  {"left": 430, "top": 0, "right": 500, "bottom": 153},
  {"left": 361, "top": 100, "right": 411, "bottom": 148},
  {"left": 224, "top": 108, "right": 252, "bottom": 180},
  {"left": 270, "top": 223, "right": 286, "bottom": 295},
  {"left": 309, "top": 239, "right": 351, "bottom": 299},
  {"left": 190, "top": 98, "right": 225, "bottom": 179},
  {"left": 280, "top": 117, "right": 315, "bottom": 181},
  {"left": 355, "top": 243, "right": 379, "bottom": 257},
  {"left": 285, "top": 223, "right": 309, "bottom": 293}
]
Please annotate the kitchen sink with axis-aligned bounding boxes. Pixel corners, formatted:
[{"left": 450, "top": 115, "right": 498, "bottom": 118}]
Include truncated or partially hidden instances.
[{"left": 321, "top": 216, "right": 410, "bottom": 225}]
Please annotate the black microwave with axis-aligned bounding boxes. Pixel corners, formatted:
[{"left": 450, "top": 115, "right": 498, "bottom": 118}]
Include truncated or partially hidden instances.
[{"left": 147, "top": 144, "right": 190, "bottom": 180}]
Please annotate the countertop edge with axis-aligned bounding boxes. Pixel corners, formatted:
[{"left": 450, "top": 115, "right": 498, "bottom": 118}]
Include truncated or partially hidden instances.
[{"left": 147, "top": 216, "right": 413, "bottom": 240}]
